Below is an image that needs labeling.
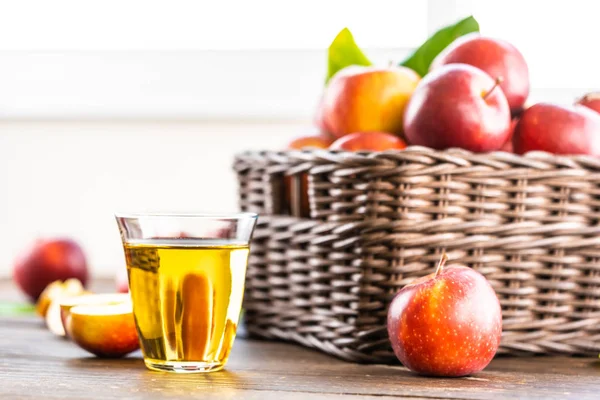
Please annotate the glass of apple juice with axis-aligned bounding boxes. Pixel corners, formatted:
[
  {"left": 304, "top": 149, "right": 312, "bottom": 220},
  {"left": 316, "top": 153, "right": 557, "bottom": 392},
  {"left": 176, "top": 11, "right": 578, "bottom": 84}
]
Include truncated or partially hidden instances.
[{"left": 115, "top": 212, "right": 258, "bottom": 373}]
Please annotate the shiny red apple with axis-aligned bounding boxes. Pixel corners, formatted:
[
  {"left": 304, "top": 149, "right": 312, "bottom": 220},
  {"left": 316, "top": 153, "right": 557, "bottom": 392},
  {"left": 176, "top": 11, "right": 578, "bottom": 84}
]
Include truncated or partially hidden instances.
[
  {"left": 329, "top": 131, "right": 406, "bottom": 151},
  {"left": 512, "top": 102, "right": 600, "bottom": 156},
  {"left": 13, "top": 238, "right": 89, "bottom": 302},
  {"left": 431, "top": 33, "right": 529, "bottom": 113},
  {"left": 575, "top": 92, "right": 600, "bottom": 114},
  {"left": 404, "top": 64, "right": 511, "bottom": 152},
  {"left": 387, "top": 254, "right": 502, "bottom": 377}
]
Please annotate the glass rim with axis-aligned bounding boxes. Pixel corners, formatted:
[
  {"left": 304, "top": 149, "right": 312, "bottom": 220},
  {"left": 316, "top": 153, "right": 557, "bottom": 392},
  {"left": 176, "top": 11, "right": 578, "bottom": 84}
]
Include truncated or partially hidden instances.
[{"left": 114, "top": 211, "right": 258, "bottom": 220}]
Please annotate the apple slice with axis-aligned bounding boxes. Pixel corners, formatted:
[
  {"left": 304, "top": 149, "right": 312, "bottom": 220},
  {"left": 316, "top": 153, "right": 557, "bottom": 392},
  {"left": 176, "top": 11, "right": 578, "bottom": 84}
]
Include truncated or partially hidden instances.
[
  {"left": 46, "top": 299, "right": 69, "bottom": 337},
  {"left": 68, "top": 297, "right": 140, "bottom": 358},
  {"left": 37, "top": 278, "right": 85, "bottom": 318},
  {"left": 59, "top": 293, "right": 130, "bottom": 337}
]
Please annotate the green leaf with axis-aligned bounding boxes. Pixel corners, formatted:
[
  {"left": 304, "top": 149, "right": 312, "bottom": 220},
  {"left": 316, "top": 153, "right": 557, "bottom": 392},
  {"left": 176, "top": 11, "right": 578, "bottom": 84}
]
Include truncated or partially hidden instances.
[
  {"left": 400, "top": 15, "right": 480, "bottom": 77},
  {"left": 326, "top": 27, "right": 372, "bottom": 84},
  {"left": 0, "top": 301, "right": 36, "bottom": 316}
]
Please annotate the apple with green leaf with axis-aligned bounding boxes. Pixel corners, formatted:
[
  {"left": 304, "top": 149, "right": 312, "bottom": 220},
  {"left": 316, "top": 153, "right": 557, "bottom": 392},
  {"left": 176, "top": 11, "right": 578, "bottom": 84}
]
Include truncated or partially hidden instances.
[{"left": 322, "top": 65, "right": 420, "bottom": 139}]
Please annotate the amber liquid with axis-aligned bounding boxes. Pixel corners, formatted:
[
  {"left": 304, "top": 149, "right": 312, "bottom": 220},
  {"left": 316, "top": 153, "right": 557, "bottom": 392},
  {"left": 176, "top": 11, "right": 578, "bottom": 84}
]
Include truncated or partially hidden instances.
[{"left": 124, "top": 239, "right": 249, "bottom": 372}]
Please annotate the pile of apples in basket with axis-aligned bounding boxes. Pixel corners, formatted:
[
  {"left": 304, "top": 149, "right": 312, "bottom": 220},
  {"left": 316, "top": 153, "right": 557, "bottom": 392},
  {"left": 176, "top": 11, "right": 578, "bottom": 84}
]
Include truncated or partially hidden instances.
[
  {"left": 281, "top": 16, "right": 600, "bottom": 377},
  {"left": 288, "top": 16, "right": 600, "bottom": 156}
]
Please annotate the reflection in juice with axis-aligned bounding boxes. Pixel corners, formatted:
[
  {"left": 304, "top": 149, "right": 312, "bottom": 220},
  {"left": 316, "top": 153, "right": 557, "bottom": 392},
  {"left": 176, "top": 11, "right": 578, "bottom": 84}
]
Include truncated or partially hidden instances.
[{"left": 125, "top": 239, "right": 248, "bottom": 372}]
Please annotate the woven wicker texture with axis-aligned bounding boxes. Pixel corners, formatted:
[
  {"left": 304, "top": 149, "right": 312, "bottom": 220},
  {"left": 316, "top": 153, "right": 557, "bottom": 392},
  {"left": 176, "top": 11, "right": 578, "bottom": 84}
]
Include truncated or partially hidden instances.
[{"left": 234, "top": 146, "right": 600, "bottom": 363}]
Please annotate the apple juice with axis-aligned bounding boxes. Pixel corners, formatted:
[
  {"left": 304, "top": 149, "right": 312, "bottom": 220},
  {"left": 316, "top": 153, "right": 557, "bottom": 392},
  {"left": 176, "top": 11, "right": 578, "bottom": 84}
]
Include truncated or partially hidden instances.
[{"left": 124, "top": 239, "right": 249, "bottom": 371}]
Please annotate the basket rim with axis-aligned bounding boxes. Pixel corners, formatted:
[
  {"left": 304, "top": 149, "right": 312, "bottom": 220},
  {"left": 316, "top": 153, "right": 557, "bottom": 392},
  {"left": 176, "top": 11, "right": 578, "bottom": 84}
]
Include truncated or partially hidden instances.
[{"left": 234, "top": 145, "right": 600, "bottom": 171}]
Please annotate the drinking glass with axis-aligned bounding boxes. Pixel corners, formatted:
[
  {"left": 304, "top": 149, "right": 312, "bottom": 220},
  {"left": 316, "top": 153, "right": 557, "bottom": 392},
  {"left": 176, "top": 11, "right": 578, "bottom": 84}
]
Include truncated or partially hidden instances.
[{"left": 115, "top": 212, "right": 257, "bottom": 373}]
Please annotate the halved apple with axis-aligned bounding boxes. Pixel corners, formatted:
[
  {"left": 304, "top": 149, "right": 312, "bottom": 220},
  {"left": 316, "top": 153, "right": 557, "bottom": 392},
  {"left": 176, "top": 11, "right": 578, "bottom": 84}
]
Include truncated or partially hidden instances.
[
  {"left": 68, "top": 296, "right": 140, "bottom": 358},
  {"left": 59, "top": 293, "right": 130, "bottom": 337}
]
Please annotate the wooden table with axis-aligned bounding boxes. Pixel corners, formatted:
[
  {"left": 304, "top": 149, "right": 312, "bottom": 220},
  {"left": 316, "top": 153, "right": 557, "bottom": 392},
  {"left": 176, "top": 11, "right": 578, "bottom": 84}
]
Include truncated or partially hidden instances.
[{"left": 2, "top": 280, "right": 600, "bottom": 399}]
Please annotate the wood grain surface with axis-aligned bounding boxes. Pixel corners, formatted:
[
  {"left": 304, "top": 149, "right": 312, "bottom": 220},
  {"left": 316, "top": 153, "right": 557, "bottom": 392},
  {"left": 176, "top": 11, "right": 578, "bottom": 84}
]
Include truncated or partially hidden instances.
[{"left": 1, "top": 280, "right": 600, "bottom": 399}]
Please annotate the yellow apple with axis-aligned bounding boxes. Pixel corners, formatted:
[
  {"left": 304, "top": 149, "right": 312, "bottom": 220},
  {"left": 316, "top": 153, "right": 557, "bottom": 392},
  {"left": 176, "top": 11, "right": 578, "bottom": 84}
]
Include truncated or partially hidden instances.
[{"left": 322, "top": 65, "right": 420, "bottom": 138}]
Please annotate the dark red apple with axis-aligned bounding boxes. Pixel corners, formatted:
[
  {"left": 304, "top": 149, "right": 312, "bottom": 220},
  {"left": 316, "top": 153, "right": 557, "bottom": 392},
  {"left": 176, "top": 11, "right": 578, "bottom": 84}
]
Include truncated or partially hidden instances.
[
  {"left": 329, "top": 131, "right": 407, "bottom": 151},
  {"left": 13, "top": 238, "right": 89, "bottom": 302},
  {"left": 512, "top": 102, "right": 600, "bottom": 156},
  {"left": 387, "top": 254, "right": 502, "bottom": 377},
  {"left": 575, "top": 92, "right": 600, "bottom": 114},
  {"left": 403, "top": 64, "right": 511, "bottom": 152},
  {"left": 431, "top": 33, "right": 529, "bottom": 113}
]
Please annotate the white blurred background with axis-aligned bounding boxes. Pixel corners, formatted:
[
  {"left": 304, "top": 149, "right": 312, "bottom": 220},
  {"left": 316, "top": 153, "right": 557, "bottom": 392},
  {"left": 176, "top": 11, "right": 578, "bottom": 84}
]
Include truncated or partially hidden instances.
[{"left": 1, "top": 0, "right": 598, "bottom": 278}]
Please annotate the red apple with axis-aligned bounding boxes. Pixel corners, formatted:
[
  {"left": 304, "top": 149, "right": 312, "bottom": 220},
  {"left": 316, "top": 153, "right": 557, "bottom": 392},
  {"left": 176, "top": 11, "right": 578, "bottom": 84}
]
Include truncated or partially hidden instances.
[
  {"left": 322, "top": 65, "right": 420, "bottom": 138},
  {"left": 431, "top": 33, "right": 529, "bottom": 113},
  {"left": 575, "top": 92, "right": 600, "bottom": 114},
  {"left": 512, "top": 102, "right": 600, "bottom": 156},
  {"left": 329, "top": 131, "right": 407, "bottom": 151},
  {"left": 404, "top": 64, "right": 511, "bottom": 152},
  {"left": 387, "top": 254, "right": 502, "bottom": 377},
  {"left": 13, "top": 238, "right": 89, "bottom": 302}
]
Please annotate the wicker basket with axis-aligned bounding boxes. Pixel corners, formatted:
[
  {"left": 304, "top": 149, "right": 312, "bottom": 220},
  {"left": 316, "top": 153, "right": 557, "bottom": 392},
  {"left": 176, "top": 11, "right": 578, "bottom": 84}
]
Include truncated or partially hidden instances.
[{"left": 234, "top": 146, "right": 600, "bottom": 363}]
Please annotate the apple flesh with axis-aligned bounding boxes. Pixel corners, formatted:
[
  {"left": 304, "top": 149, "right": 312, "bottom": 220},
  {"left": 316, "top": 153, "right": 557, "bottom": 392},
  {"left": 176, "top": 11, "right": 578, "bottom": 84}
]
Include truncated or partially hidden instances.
[
  {"left": 404, "top": 64, "right": 511, "bottom": 152},
  {"left": 329, "top": 131, "right": 407, "bottom": 151},
  {"left": 13, "top": 238, "right": 89, "bottom": 302},
  {"left": 575, "top": 92, "right": 600, "bottom": 114},
  {"left": 36, "top": 278, "right": 85, "bottom": 318},
  {"left": 46, "top": 299, "right": 69, "bottom": 337},
  {"left": 40, "top": 279, "right": 87, "bottom": 337},
  {"left": 512, "top": 102, "right": 600, "bottom": 156},
  {"left": 387, "top": 254, "right": 502, "bottom": 377},
  {"left": 322, "top": 65, "right": 420, "bottom": 138},
  {"left": 68, "top": 298, "right": 139, "bottom": 358},
  {"left": 59, "top": 293, "right": 131, "bottom": 337},
  {"left": 431, "top": 33, "right": 530, "bottom": 113}
]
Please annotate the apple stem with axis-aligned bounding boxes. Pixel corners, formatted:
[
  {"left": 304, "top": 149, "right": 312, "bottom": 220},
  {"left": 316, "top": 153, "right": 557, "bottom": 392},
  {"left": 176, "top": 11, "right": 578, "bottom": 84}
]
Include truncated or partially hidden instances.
[
  {"left": 435, "top": 252, "right": 448, "bottom": 278},
  {"left": 482, "top": 76, "right": 504, "bottom": 100}
]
